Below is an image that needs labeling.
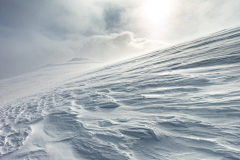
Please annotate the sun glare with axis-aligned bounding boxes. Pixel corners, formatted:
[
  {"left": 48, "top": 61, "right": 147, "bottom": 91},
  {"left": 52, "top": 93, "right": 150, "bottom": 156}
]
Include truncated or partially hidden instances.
[{"left": 144, "top": 0, "right": 171, "bottom": 22}]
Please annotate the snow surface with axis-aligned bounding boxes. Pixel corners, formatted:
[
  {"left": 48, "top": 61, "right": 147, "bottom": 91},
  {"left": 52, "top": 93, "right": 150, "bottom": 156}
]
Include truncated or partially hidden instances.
[
  {"left": 69, "top": 57, "right": 96, "bottom": 63},
  {"left": 0, "top": 27, "right": 240, "bottom": 160}
]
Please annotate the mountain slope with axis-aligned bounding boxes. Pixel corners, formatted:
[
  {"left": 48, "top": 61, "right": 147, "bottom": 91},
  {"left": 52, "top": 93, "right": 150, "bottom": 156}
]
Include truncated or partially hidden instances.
[{"left": 0, "top": 27, "right": 240, "bottom": 160}]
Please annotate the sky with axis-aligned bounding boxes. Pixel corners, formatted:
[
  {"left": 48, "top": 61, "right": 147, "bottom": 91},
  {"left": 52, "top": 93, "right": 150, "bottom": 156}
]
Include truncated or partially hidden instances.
[{"left": 1, "top": 0, "right": 240, "bottom": 79}]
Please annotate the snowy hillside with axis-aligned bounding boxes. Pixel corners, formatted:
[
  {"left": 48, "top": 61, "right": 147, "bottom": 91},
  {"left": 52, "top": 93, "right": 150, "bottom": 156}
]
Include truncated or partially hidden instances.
[
  {"left": 0, "top": 59, "right": 102, "bottom": 105},
  {"left": 0, "top": 27, "right": 240, "bottom": 160}
]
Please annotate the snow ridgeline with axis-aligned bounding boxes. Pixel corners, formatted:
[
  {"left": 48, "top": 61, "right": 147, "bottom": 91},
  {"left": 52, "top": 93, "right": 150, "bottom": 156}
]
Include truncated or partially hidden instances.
[{"left": 0, "top": 27, "right": 240, "bottom": 159}]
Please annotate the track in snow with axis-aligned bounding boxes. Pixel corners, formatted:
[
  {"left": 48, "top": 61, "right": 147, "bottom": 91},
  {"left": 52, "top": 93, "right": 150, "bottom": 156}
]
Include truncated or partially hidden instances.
[{"left": 0, "top": 27, "right": 240, "bottom": 160}]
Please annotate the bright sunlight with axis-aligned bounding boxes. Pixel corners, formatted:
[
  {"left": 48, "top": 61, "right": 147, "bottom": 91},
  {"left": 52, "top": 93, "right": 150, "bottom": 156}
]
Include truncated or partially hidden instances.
[{"left": 144, "top": 0, "right": 171, "bottom": 22}]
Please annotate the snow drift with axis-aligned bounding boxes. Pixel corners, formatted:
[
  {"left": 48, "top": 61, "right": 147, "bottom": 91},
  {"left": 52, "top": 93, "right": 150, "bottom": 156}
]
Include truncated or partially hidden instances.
[{"left": 0, "top": 27, "right": 240, "bottom": 160}]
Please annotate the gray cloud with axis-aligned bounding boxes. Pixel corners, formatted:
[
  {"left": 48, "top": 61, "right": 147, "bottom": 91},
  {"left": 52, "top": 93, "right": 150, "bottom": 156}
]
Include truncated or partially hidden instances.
[{"left": 103, "top": 3, "right": 125, "bottom": 32}]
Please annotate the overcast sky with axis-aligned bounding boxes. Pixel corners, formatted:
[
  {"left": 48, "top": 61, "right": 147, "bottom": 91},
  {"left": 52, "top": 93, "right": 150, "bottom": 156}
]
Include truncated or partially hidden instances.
[{"left": 1, "top": 0, "right": 240, "bottom": 79}]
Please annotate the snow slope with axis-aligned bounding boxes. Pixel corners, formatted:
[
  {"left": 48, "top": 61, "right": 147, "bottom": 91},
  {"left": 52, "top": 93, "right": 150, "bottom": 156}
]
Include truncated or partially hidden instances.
[
  {"left": 0, "top": 59, "right": 102, "bottom": 105},
  {"left": 0, "top": 27, "right": 240, "bottom": 160}
]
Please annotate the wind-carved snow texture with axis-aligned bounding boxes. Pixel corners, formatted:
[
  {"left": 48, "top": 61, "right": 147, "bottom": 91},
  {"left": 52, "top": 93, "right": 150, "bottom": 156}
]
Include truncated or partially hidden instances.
[{"left": 0, "top": 27, "right": 240, "bottom": 159}]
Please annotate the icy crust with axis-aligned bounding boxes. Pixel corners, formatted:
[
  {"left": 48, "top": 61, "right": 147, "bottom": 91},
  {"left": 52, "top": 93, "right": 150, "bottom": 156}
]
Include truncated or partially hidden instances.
[
  {"left": 0, "top": 27, "right": 240, "bottom": 159},
  {"left": 0, "top": 102, "right": 38, "bottom": 156}
]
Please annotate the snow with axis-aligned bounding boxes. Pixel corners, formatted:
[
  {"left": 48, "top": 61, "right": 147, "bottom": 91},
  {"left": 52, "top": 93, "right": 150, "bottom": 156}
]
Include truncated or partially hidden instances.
[
  {"left": 69, "top": 57, "right": 96, "bottom": 63},
  {"left": 0, "top": 27, "right": 240, "bottom": 159},
  {"left": 0, "top": 60, "right": 103, "bottom": 105}
]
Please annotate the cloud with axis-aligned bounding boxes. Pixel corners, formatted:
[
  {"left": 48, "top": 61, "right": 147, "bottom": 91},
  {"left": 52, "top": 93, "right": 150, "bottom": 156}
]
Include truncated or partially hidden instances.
[
  {"left": 0, "top": 25, "right": 168, "bottom": 79},
  {"left": 1, "top": 0, "right": 240, "bottom": 79},
  {"left": 0, "top": 26, "right": 73, "bottom": 79},
  {"left": 145, "top": 0, "right": 240, "bottom": 43},
  {"left": 0, "top": 0, "right": 170, "bottom": 79},
  {"left": 70, "top": 32, "right": 169, "bottom": 61}
]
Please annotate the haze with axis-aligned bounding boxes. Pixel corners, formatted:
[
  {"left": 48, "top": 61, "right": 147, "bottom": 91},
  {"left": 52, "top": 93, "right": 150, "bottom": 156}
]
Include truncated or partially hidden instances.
[{"left": 1, "top": 0, "right": 240, "bottom": 79}]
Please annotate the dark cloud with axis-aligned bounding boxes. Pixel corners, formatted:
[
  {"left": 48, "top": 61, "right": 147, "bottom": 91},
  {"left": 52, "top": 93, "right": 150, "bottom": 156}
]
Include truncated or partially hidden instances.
[{"left": 103, "top": 4, "right": 125, "bottom": 32}]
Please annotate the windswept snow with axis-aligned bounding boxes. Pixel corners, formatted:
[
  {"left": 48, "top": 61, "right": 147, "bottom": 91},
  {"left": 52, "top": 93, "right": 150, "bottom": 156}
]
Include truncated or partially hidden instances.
[
  {"left": 1, "top": 27, "right": 240, "bottom": 160},
  {"left": 69, "top": 57, "right": 96, "bottom": 63},
  {"left": 0, "top": 60, "right": 103, "bottom": 106}
]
